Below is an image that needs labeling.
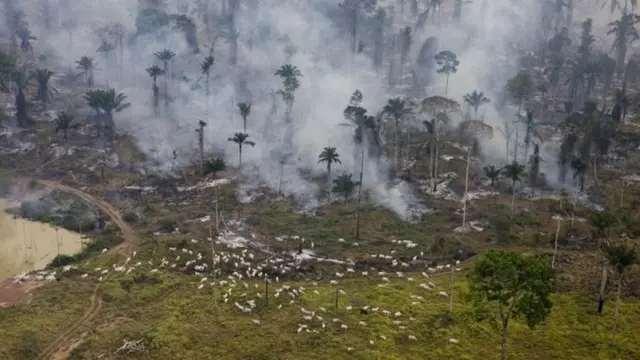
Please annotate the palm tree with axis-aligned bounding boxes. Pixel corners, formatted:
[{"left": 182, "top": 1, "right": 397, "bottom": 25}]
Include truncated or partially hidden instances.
[
  {"left": 502, "top": 161, "right": 526, "bottom": 214},
  {"left": 154, "top": 48, "right": 175, "bottom": 101},
  {"left": 228, "top": 132, "right": 255, "bottom": 167},
  {"left": 603, "top": 240, "right": 636, "bottom": 336},
  {"left": 463, "top": 90, "right": 490, "bottom": 119},
  {"left": 571, "top": 157, "right": 588, "bottom": 192},
  {"left": 54, "top": 111, "right": 78, "bottom": 154},
  {"left": 76, "top": 56, "right": 95, "bottom": 87},
  {"left": 83, "top": 89, "right": 131, "bottom": 140},
  {"left": 608, "top": 14, "right": 640, "bottom": 78},
  {"left": 96, "top": 41, "right": 116, "bottom": 82},
  {"left": 203, "top": 157, "right": 226, "bottom": 178},
  {"left": 382, "top": 97, "right": 412, "bottom": 172},
  {"left": 146, "top": 65, "right": 165, "bottom": 113},
  {"left": 237, "top": 102, "right": 252, "bottom": 132},
  {"left": 318, "top": 147, "right": 342, "bottom": 201},
  {"left": 29, "top": 68, "right": 56, "bottom": 110},
  {"left": 332, "top": 173, "right": 360, "bottom": 203},
  {"left": 201, "top": 55, "right": 214, "bottom": 96},
  {"left": 15, "top": 26, "right": 36, "bottom": 53},
  {"left": 507, "top": 71, "right": 534, "bottom": 162},
  {"left": 519, "top": 109, "right": 543, "bottom": 162},
  {"left": 483, "top": 165, "right": 502, "bottom": 187}
]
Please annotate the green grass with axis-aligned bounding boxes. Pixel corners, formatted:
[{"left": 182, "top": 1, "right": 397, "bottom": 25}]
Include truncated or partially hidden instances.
[{"left": 4, "top": 267, "right": 639, "bottom": 360}]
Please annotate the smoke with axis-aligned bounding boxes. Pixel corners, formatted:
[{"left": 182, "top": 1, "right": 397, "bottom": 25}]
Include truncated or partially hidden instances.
[{"left": 5, "top": 0, "right": 613, "bottom": 217}]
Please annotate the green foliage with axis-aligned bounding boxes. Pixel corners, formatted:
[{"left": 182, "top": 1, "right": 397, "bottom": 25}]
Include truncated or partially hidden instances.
[
  {"left": 135, "top": 8, "right": 171, "bottom": 34},
  {"left": 48, "top": 254, "right": 74, "bottom": 268},
  {"left": 506, "top": 71, "right": 534, "bottom": 103},
  {"left": 603, "top": 240, "right": 636, "bottom": 275},
  {"left": 0, "top": 51, "right": 17, "bottom": 92},
  {"left": 332, "top": 173, "right": 360, "bottom": 202},
  {"left": 468, "top": 250, "right": 556, "bottom": 330},
  {"left": 434, "top": 50, "right": 459, "bottom": 75},
  {"left": 123, "top": 211, "right": 139, "bottom": 224},
  {"left": 203, "top": 157, "right": 226, "bottom": 177}
]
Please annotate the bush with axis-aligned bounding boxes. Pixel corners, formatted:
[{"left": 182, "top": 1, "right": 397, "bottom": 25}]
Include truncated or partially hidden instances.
[
  {"left": 48, "top": 254, "right": 74, "bottom": 268},
  {"left": 123, "top": 211, "right": 139, "bottom": 224}
]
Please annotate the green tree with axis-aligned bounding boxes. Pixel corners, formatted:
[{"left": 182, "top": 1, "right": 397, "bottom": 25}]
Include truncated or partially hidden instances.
[
  {"left": 154, "top": 48, "right": 175, "bottom": 101},
  {"left": 502, "top": 161, "right": 526, "bottom": 214},
  {"left": 237, "top": 102, "right": 252, "bottom": 132},
  {"left": 332, "top": 173, "right": 360, "bottom": 203},
  {"left": 608, "top": 13, "right": 640, "bottom": 78},
  {"left": 434, "top": 50, "right": 459, "bottom": 97},
  {"left": 76, "top": 56, "right": 95, "bottom": 87},
  {"left": 53, "top": 111, "right": 78, "bottom": 154},
  {"left": 467, "top": 250, "right": 556, "bottom": 360},
  {"left": 603, "top": 240, "right": 636, "bottom": 336},
  {"left": 382, "top": 97, "right": 412, "bottom": 172},
  {"left": 30, "top": 68, "right": 56, "bottom": 110},
  {"left": 146, "top": 64, "right": 165, "bottom": 113},
  {"left": 463, "top": 90, "right": 490, "bottom": 119},
  {"left": 588, "top": 210, "right": 617, "bottom": 315},
  {"left": 204, "top": 157, "right": 226, "bottom": 178},
  {"left": 318, "top": 146, "right": 342, "bottom": 201},
  {"left": 228, "top": 132, "right": 255, "bottom": 167},
  {"left": 483, "top": 165, "right": 502, "bottom": 187},
  {"left": 83, "top": 89, "right": 131, "bottom": 140}
]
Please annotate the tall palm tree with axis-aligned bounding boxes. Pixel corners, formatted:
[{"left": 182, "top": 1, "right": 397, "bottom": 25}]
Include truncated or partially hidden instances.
[
  {"left": 463, "top": 90, "right": 490, "bottom": 119},
  {"left": 420, "top": 95, "right": 459, "bottom": 191},
  {"left": 154, "top": 49, "right": 175, "bottom": 102},
  {"left": 201, "top": 55, "right": 214, "bottom": 96},
  {"left": 571, "top": 157, "right": 588, "bottom": 192},
  {"left": 318, "top": 147, "right": 342, "bottom": 201},
  {"left": 497, "top": 119, "right": 515, "bottom": 163},
  {"left": 76, "top": 56, "right": 95, "bottom": 87},
  {"left": 382, "top": 97, "right": 412, "bottom": 172},
  {"left": 29, "top": 68, "right": 56, "bottom": 110},
  {"left": 237, "top": 102, "right": 252, "bottom": 132},
  {"left": 502, "top": 161, "right": 526, "bottom": 214},
  {"left": 96, "top": 41, "right": 116, "bottom": 82},
  {"left": 54, "top": 111, "right": 78, "bottom": 154},
  {"left": 195, "top": 120, "right": 207, "bottom": 175},
  {"left": 483, "top": 165, "right": 502, "bottom": 187},
  {"left": 529, "top": 144, "right": 542, "bottom": 197},
  {"left": 274, "top": 64, "right": 302, "bottom": 111},
  {"left": 332, "top": 173, "right": 360, "bottom": 203},
  {"left": 146, "top": 65, "right": 165, "bottom": 113},
  {"left": 228, "top": 132, "right": 255, "bottom": 167},
  {"left": 603, "top": 240, "right": 636, "bottom": 335},
  {"left": 83, "top": 89, "right": 131, "bottom": 140}
]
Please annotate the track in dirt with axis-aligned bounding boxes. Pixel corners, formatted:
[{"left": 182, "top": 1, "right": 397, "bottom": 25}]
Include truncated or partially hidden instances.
[{"left": 31, "top": 180, "right": 136, "bottom": 360}]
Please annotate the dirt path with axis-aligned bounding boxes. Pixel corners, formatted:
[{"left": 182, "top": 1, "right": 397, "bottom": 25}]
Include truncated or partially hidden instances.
[
  {"left": 36, "top": 180, "right": 136, "bottom": 255},
  {"left": 27, "top": 180, "right": 137, "bottom": 360},
  {"left": 35, "top": 278, "right": 105, "bottom": 360}
]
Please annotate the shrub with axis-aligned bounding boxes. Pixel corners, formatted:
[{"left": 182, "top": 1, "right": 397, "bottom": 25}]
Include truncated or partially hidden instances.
[
  {"left": 123, "top": 211, "right": 139, "bottom": 224},
  {"left": 48, "top": 254, "right": 74, "bottom": 268}
]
